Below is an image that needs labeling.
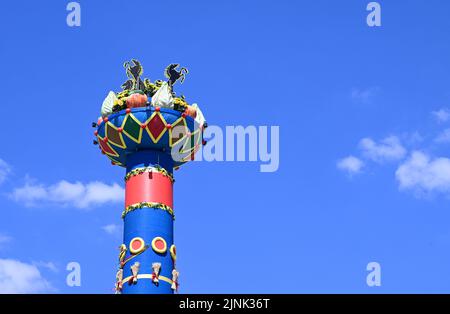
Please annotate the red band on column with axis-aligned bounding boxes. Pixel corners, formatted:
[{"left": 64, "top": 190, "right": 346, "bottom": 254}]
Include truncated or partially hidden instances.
[{"left": 125, "top": 172, "right": 173, "bottom": 208}]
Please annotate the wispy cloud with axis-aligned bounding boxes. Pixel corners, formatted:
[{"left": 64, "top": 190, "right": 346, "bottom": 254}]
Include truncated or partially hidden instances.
[
  {"left": 10, "top": 178, "right": 124, "bottom": 209},
  {"left": 435, "top": 128, "right": 450, "bottom": 143},
  {"left": 337, "top": 156, "right": 364, "bottom": 175},
  {"left": 0, "top": 259, "right": 54, "bottom": 293},
  {"left": 432, "top": 108, "right": 450, "bottom": 123},
  {"left": 0, "top": 233, "right": 12, "bottom": 249},
  {"left": 32, "top": 261, "right": 58, "bottom": 273},
  {"left": 359, "top": 136, "right": 407, "bottom": 163},
  {"left": 102, "top": 224, "right": 121, "bottom": 235},
  {"left": 351, "top": 87, "right": 379, "bottom": 104},
  {"left": 0, "top": 159, "right": 11, "bottom": 185},
  {"left": 402, "top": 131, "right": 424, "bottom": 145},
  {"left": 396, "top": 151, "right": 450, "bottom": 196}
]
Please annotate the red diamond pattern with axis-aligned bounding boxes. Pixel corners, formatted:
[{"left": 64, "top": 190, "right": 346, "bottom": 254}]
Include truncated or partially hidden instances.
[
  {"left": 147, "top": 113, "right": 166, "bottom": 141},
  {"left": 99, "top": 139, "right": 117, "bottom": 156}
]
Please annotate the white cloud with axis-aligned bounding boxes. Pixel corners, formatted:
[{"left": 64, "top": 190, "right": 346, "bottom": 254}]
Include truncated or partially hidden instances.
[
  {"left": 403, "top": 131, "right": 424, "bottom": 145},
  {"left": 0, "top": 259, "right": 54, "bottom": 293},
  {"left": 432, "top": 108, "right": 450, "bottom": 123},
  {"left": 10, "top": 179, "right": 124, "bottom": 209},
  {"left": 396, "top": 151, "right": 450, "bottom": 195},
  {"left": 0, "top": 234, "right": 12, "bottom": 244},
  {"left": 32, "top": 261, "right": 58, "bottom": 273},
  {"left": 0, "top": 159, "right": 11, "bottom": 184},
  {"left": 435, "top": 128, "right": 450, "bottom": 143},
  {"left": 102, "top": 224, "right": 121, "bottom": 235},
  {"left": 337, "top": 156, "right": 364, "bottom": 175},
  {"left": 351, "top": 87, "right": 379, "bottom": 104},
  {"left": 0, "top": 234, "right": 12, "bottom": 248},
  {"left": 359, "top": 136, "right": 407, "bottom": 162}
]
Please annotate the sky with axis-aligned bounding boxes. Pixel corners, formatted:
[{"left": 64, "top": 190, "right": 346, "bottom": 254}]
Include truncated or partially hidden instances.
[{"left": 1, "top": 0, "right": 450, "bottom": 293}]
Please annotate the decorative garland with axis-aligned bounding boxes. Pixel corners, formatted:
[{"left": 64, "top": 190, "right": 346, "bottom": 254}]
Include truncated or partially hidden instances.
[
  {"left": 122, "top": 202, "right": 175, "bottom": 219},
  {"left": 124, "top": 166, "right": 174, "bottom": 183}
]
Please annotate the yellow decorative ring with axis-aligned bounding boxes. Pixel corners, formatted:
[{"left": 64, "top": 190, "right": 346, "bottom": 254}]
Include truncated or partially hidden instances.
[
  {"left": 129, "top": 237, "right": 145, "bottom": 254},
  {"left": 151, "top": 237, "right": 167, "bottom": 254},
  {"left": 122, "top": 274, "right": 172, "bottom": 285},
  {"left": 170, "top": 244, "right": 177, "bottom": 261}
]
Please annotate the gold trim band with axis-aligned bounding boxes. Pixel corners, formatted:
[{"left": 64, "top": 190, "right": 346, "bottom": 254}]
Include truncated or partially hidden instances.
[
  {"left": 122, "top": 274, "right": 172, "bottom": 285},
  {"left": 125, "top": 166, "right": 174, "bottom": 183},
  {"left": 121, "top": 246, "right": 149, "bottom": 266},
  {"left": 122, "top": 202, "right": 175, "bottom": 219}
]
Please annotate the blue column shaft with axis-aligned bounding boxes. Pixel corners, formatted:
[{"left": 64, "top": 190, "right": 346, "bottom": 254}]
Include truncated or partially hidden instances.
[{"left": 121, "top": 150, "right": 174, "bottom": 294}]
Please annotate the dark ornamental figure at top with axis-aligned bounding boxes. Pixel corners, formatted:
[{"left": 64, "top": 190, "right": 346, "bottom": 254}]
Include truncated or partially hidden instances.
[
  {"left": 121, "top": 59, "right": 145, "bottom": 91},
  {"left": 164, "top": 63, "right": 188, "bottom": 87},
  {"left": 100, "top": 60, "right": 204, "bottom": 126}
]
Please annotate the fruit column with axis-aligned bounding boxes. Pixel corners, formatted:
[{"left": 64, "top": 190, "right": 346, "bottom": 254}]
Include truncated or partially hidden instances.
[{"left": 121, "top": 150, "right": 176, "bottom": 294}]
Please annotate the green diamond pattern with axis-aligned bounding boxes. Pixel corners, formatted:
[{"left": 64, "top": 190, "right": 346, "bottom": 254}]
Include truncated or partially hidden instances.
[{"left": 123, "top": 115, "right": 141, "bottom": 141}]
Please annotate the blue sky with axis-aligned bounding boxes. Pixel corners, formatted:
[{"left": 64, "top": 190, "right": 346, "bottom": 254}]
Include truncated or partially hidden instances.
[{"left": 1, "top": 0, "right": 450, "bottom": 293}]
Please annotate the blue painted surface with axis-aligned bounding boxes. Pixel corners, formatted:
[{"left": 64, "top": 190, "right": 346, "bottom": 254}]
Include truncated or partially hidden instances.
[
  {"left": 126, "top": 150, "right": 174, "bottom": 174},
  {"left": 122, "top": 203, "right": 174, "bottom": 294},
  {"left": 96, "top": 107, "right": 199, "bottom": 168},
  {"left": 121, "top": 151, "right": 175, "bottom": 294},
  {"left": 96, "top": 108, "right": 193, "bottom": 293}
]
